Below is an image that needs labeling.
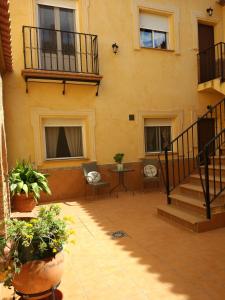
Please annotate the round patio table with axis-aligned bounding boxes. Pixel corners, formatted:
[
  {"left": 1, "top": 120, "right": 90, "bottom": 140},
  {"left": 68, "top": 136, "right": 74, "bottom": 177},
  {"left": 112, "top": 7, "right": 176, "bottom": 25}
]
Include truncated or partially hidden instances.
[{"left": 109, "top": 167, "right": 134, "bottom": 194}]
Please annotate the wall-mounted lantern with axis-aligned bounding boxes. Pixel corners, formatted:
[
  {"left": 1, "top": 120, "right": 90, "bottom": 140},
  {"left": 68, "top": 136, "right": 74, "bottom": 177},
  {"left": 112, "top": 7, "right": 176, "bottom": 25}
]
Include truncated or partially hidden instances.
[
  {"left": 206, "top": 7, "right": 213, "bottom": 16},
  {"left": 112, "top": 43, "right": 119, "bottom": 54}
]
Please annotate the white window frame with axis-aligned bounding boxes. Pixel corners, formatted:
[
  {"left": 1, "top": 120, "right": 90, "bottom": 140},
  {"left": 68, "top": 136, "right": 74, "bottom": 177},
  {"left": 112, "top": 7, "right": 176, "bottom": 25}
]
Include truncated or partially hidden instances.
[
  {"left": 42, "top": 118, "right": 87, "bottom": 161},
  {"left": 144, "top": 118, "right": 172, "bottom": 154},
  {"left": 140, "top": 12, "right": 169, "bottom": 49}
]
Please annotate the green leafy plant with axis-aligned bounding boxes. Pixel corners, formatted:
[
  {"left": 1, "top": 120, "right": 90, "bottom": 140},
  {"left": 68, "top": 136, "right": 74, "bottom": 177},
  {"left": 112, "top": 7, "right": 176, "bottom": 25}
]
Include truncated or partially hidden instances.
[
  {"left": 113, "top": 153, "right": 124, "bottom": 164},
  {"left": 0, "top": 205, "right": 75, "bottom": 287},
  {"left": 9, "top": 160, "right": 51, "bottom": 201}
]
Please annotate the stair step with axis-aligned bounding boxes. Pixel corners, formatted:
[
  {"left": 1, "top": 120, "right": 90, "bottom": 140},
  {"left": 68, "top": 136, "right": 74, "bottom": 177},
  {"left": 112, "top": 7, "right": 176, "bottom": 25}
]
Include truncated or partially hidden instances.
[
  {"left": 180, "top": 183, "right": 223, "bottom": 196},
  {"left": 158, "top": 205, "right": 206, "bottom": 231},
  {"left": 170, "top": 193, "right": 204, "bottom": 208},
  {"left": 190, "top": 174, "right": 225, "bottom": 183}
]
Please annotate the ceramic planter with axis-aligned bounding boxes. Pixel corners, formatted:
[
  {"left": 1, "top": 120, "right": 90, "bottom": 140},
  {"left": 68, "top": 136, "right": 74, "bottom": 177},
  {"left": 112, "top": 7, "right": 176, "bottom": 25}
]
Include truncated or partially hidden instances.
[
  {"left": 117, "top": 163, "right": 123, "bottom": 171},
  {"left": 12, "top": 193, "right": 36, "bottom": 212},
  {"left": 13, "top": 251, "right": 64, "bottom": 299}
]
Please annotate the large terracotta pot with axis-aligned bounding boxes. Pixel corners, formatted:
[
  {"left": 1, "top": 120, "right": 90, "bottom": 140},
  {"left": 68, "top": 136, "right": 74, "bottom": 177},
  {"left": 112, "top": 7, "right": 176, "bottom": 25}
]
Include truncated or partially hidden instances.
[
  {"left": 12, "top": 193, "right": 36, "bottom": 212},
  {"left": 13, "top": 251, "right": 64, "bottom": 299}
]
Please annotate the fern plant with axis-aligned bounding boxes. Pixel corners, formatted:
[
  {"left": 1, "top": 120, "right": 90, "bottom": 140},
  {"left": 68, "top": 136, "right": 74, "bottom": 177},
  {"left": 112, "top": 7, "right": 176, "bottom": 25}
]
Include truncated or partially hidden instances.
[{"left": 9, "top": 160, "right": 51, "bottom": 201}]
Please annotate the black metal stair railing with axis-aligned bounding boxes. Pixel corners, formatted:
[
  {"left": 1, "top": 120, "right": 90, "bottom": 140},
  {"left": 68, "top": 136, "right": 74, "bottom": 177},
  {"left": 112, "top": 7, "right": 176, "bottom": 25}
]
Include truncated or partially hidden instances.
[
  {"left": 22, "top": 26, "right": 99, "bottom": 75},
  {"left": 198, "top": 42, "right": 225, "bottom": 84},
  {"left": 198, "top": 128, "right": 225, "bottom": 219},
  {"left": 159, "top": 98, "right": 225, "bottom": 216}
]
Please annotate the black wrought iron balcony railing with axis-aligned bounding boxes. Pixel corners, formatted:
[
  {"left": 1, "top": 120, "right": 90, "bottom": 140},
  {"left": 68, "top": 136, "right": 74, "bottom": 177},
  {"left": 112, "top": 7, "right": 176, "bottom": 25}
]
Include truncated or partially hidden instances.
[
  {"left": 198, "top": 42, "right": 225, "bottom": 84},
  {"left": 22, "top": 26, "right": 99, "bottom": 75}
]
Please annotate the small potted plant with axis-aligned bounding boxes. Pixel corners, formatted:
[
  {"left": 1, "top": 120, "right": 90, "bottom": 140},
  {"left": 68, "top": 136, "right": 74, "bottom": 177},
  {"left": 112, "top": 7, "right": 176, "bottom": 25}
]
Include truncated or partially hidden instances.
[
  {"left": 113, "top": 153, "right": 124, "bottom": 171},
  {"left": 0, "top": 205, "right": 75, "bottom": 296},
  {"left": 9, "top": 160, "right": 51, "bottom": 212}
]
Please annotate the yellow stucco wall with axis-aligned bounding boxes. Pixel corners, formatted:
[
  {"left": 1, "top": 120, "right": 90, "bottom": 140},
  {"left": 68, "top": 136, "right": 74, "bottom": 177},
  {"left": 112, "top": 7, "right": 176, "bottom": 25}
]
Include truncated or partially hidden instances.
[{"left": 3, "top": 0, "right": 225, "bottom": 169}]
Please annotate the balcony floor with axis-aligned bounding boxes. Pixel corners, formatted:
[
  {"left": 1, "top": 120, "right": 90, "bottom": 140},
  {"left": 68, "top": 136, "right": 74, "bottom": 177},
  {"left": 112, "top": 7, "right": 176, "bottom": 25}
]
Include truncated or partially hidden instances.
[{"left": 2, "top": 191, "right": 225, "bottom": 299}]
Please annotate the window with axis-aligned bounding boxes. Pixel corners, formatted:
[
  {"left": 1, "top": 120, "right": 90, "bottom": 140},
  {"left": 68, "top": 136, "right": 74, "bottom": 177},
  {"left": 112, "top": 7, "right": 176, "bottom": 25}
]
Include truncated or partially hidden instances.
[
  {"left": 45, "top": 126, "right": 84, "bottom": 159},
  {"left": 140, "top": 12, "right": 169, "bottom": 49},
  {"left": 144, "top": 119, "right": 171, "bottom": 152}
]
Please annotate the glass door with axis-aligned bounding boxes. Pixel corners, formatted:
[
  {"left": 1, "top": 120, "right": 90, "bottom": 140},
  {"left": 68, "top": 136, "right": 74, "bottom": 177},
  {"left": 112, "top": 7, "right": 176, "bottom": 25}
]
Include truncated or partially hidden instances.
[{"left": 38, "top": 4, "right": 77, "bottom": 72}]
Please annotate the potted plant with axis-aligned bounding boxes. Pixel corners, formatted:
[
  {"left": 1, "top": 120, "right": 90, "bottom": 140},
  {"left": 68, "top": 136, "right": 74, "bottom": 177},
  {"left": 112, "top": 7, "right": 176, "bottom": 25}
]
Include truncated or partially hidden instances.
[
  {"left": 9, "top": 160, "right": 51, "bottom": 212},
  {"left": 113, "top": 153, "right": 124, "bottom": 171},
  {"left": 0, "top": 205, "right": 75, "bottom": 297}
]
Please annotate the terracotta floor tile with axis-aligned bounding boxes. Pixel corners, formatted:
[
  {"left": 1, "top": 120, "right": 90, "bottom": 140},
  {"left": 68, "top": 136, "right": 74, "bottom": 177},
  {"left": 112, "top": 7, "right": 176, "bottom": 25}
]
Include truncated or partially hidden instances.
[{"left": 3, "top": 191, "right": 225, "bottom": 300}]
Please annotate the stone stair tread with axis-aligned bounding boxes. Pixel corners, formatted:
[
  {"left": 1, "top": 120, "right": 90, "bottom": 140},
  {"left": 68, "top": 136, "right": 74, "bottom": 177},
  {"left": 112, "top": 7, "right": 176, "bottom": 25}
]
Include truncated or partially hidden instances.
[
  {"left": 191, "top": 174, "right": 225, "bottom": 183},
  {"left": 170, "top": 193, "right": 204, "bottom": 207},
  {"left": 180, "top": 183, "right": 218, "bottom": 196},
  {"left": 158, "top": 205, "right": 206, "bottom": 224}
]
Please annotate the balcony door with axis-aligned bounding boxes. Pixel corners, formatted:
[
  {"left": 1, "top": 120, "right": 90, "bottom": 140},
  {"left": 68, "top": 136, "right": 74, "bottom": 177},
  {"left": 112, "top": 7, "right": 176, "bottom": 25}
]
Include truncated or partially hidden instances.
[
  {"left": 38, "top": 4, "right": 78, "bottom": 72},
  {"left": 198, "top": 23, "right": 215, "bottom": 83}
]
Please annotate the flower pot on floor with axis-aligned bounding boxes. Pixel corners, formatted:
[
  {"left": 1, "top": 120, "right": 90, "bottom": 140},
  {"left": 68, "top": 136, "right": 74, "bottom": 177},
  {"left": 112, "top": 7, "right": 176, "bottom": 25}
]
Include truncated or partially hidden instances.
[{"left": 13, "top": 251, "right": 64, "bottom": 300}]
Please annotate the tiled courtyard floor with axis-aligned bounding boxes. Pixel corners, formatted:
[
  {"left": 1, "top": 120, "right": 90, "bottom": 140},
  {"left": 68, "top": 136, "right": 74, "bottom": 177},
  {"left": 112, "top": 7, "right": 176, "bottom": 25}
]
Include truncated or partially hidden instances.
[{"left": 2, "top": 190, "right": 225, "bottom": 300}]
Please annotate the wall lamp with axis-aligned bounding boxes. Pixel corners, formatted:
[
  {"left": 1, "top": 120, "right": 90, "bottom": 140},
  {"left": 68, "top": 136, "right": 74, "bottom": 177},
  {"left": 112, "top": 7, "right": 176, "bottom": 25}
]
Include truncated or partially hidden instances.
[
  {"left": 206, "top": 7, "right": 213, "bottom": 16},
  {"left": 112, "top": 43, "right": 119, "bottom": 54}
]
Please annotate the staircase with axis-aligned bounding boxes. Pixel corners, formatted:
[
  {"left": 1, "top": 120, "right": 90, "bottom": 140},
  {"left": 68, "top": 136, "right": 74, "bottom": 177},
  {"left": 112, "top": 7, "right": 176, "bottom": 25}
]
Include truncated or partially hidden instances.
[{"left": 158, "top": 99, "right": 225, "bottom": 232}]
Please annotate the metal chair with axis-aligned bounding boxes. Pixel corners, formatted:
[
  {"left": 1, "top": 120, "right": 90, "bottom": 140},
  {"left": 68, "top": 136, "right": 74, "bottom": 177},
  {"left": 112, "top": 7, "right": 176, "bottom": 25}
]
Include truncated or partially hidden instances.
[
  {"left": 82, "top": 162, "right": 110, "bottom": 198},
  {"left": 141, "top": 159, "right": 161, "bottom": 192}
]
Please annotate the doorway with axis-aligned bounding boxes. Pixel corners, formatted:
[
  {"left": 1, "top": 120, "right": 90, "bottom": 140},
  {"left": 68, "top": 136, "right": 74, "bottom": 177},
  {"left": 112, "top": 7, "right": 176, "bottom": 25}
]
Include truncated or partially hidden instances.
[
  {"left": 197, "top": 118, "right": 215, "bottom": 163},
  {"left": 198, "top": 23, "right": 215, "bottom": 83}
]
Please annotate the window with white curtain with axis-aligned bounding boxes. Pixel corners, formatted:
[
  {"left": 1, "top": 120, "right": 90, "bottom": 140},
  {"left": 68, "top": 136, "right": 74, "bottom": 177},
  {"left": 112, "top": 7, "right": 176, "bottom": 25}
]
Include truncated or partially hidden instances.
[
  {"left": 45, "top": 126, "right": 84, "bottom": 159},
  {"left": 144, "top": 119, "right": 172, "bottom": 153},
  {"left": 140, "top": 12, "right": 169, "bottom": 49}
]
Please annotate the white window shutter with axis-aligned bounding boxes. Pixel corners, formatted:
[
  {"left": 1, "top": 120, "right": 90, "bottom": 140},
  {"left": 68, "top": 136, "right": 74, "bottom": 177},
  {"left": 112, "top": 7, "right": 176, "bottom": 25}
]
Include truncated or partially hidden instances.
[{"left": 140, "top": 13, "right": 169, "bottom": 32}]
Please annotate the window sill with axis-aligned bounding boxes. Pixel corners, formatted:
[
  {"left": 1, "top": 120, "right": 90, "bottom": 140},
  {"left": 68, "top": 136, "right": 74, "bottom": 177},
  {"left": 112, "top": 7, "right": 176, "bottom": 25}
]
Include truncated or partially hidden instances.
[{"left": 140, "top": 46, "right": 175, "bottom": 53}]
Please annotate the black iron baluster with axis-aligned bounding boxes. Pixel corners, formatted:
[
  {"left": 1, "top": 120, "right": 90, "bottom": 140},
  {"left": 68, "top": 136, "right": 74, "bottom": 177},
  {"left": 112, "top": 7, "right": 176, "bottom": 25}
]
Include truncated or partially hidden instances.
[
  {"left": 221, "top": 42, "right": 224, "bottom": 81},
  {"left": 192, "top": 126, "right": 195, "bottom": 170},
  {"left": 171, "top": 144, "right": 175, "bottom": 189},
  {"left": 56, "top": 30, "right": 59, "bottom": 71},
  {"left": 165, "top": 147, "right": 170, "bottom": 204},
  {"left": 204, "top": 146, "right": 211, "bottom": 219},
  {"left": 182, "top": 134, "right": 185, "bottom": 179},
  {"left": 74, "top": 32, "right": 77, "bottom": 72},
  {"left": 212, "top": 152, "right": 216, "bottom": 197},
  {"left": 22, "top": 26, "right": 27, "bottom": 68},
  {"left": 79, "top": 33, "right": 82, "bottom": 73},
  {"left": 177, "top": 139, "right": 180, "bottom": 184},
  {"left": 67, "top": 32, "right": 71, "bottom": 71},
  {"left": 187, "top": 131, "right": 190, "bottom": 175},
  {"left": 219, "top": 143, "right": 222, "bottom": 191},
  {"left": 85, "top": 34, "right": 88, "bottom": 73},
  {"left": 90, "top": 35, "right": 94, "bottom": 73},
  {"left": 36, "top": 27, "right": 40, "bottom": 69},
  {"left": 29, "top": 27, "right": 33, "bottom": 68}
]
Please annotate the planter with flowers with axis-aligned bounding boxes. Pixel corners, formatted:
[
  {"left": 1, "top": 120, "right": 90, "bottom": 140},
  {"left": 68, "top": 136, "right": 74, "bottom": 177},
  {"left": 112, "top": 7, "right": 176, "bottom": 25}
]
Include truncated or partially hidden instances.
[
  {"left": 9, "top": 160, "right": 51, "bottom": 212},
  {"left": 113, "top": 153, "right": 125, "bottom": 171},
  {"left": 0, "top": 205, "right": 75, "bottom": 298}
]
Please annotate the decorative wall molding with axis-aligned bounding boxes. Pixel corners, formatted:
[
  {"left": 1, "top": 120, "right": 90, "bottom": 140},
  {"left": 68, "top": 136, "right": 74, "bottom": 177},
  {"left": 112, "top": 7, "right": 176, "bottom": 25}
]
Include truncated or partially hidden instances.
[
  {"left": 131, "top": 0, "right": 180, "bottom": 53},
  {"left": 31, "top": 108, "right": 96, "bottom": 166},
  {"left": 137, "top": 109, "right": 184, "bottom": 158}
]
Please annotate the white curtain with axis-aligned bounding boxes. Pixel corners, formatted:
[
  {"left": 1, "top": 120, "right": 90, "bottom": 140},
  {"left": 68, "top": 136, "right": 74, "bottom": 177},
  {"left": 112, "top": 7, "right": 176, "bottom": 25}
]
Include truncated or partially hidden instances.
[
  {"left": 45, "top": 127, "right": 59, "bottom": 158},
  {"left": 64, "top": 127, "right": 83, "bottom": 157}
]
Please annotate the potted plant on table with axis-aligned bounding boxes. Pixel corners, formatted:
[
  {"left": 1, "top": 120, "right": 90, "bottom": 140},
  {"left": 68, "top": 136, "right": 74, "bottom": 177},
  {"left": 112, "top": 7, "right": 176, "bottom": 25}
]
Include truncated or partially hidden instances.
[
  {"left": 113, "top": 153, "right": 124, "bottom": 171},
  {"left": 0, "top": 205, "right": 75, "bottom": 298},
  {"left": 9, "top": 160, "right": 51, "bottom": 212}
]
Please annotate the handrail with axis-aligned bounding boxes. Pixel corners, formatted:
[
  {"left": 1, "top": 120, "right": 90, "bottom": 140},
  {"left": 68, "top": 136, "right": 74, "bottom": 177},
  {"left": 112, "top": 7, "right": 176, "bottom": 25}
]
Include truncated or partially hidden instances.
[
  {"left": 197, "top": 128, "right": 225, "bottom": 218},
  {"left": 160, "top": 97, "right": 225, "bottom": 217},
  {"left": 197, "top": 42, "right": 225, "bottom": 83}
]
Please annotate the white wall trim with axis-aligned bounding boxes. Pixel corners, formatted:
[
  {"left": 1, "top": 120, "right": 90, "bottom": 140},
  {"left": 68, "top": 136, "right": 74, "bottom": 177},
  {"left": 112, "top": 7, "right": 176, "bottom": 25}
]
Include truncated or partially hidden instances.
[
  {"left": 191, "top": 11, "right": 220, "bottom": 50},
  {"left": 137, "top": 110, "right": 183, "bottom": 158},
  {"left": 31, "top": 108, "right": 96, "bottom": 166}
]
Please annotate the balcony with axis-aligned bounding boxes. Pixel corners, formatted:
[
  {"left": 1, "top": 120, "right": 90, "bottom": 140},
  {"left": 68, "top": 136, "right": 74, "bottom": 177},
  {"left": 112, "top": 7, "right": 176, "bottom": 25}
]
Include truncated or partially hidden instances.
[{"left": 22, "top": 26, "right": 102, "bottom": 94}]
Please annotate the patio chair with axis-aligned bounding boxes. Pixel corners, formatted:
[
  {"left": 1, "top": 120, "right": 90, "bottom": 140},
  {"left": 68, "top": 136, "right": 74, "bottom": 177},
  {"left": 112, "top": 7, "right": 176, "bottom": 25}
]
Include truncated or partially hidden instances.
[
  {"left": 141, "top": 159, "right": 161, "bottom": 192},
  {"left": 82, "top": 162, "right": 110, "bottom": 198}
]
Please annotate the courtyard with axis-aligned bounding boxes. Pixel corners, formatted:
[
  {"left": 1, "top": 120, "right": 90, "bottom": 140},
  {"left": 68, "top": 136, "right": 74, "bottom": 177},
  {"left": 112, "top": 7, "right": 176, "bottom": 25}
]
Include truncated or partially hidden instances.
[{"left": 2, "top": 191, "right": 225, "bottom": 300}]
